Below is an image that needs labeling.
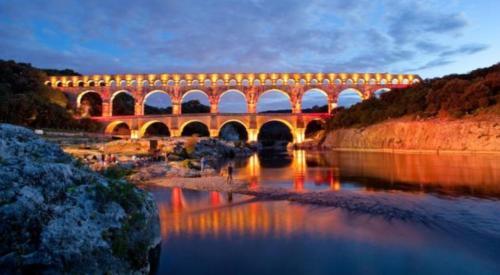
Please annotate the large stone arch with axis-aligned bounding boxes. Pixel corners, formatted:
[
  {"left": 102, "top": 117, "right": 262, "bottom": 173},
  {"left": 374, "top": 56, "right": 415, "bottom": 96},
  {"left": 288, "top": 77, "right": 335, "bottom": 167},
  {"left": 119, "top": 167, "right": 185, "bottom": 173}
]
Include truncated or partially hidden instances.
[
  {"left": 142, "top": 90, "right": 172, "bottom": 115},
  {"left": 111, "top": 90, "right": 134, "bottom": 102},
  {"left": 304, "top": 118, "right": 326, "bottom": 140},
  {"left": 181, "top": 89, "right": 211, "bottom": 114},
  {"left": 181, "top": 89, "right": 210, "bottom": 102},
  {"left": 256, "top": 89, "right": 292, "bottom": 113},
  {"left": 218, "top": 89, "right": 248, "bottom": 113},
  {"left": 179, "top": 120, "right": 210, "bottom": 136},
  {"left": 218, "top": 119, "right": 249, "bottom": 141},
  {"left": 373, "top": 88, "right": 391, "bottom": 98},
  {"left": 105, "top": 121, "right": 131, "bottom": 135},
  {"left": 77, "top": 90, "right": 102, "bottom": 108},
  {"left": 257, "top": 118, "right": 296, "bottom": 143},
  {"left": 139, "top": 120, "right": 171, "bottom": 138},
  {"left": 143, "top": 90, "right": 172, "bottom": 105},
  {"left": 337, "top": 88, "right": 364, "bottom": 108},
  {"left": 111, "top": 90, "right": 135, "bottom": 116},
  {"left": 301, "top": 88, "right": 329, "bottom": 113}
]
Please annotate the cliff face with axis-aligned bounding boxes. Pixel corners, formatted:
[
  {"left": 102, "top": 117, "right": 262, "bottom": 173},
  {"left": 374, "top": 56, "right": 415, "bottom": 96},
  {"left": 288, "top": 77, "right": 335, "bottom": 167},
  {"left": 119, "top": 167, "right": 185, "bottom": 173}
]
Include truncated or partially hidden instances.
[
  {"left": 322, "top": 116, "right": 500, "bottom": 153},
  {"left": 0, "top": 124, "right": 161, "bottom": 274}
]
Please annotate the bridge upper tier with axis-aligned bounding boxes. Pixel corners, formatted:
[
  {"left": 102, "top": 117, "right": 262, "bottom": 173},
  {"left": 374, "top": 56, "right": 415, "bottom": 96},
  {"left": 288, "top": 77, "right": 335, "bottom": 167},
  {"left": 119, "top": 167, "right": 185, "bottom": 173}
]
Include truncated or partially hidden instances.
[{"left": 45, "top": 72, "right": 421, "bottom": 88}]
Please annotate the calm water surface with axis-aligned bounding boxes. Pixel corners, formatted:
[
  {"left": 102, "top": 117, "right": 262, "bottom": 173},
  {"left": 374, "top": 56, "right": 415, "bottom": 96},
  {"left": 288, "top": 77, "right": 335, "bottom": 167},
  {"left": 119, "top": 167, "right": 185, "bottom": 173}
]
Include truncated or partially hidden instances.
[{"left": 147, "top": 151, "right": 500, "bottom": 275}]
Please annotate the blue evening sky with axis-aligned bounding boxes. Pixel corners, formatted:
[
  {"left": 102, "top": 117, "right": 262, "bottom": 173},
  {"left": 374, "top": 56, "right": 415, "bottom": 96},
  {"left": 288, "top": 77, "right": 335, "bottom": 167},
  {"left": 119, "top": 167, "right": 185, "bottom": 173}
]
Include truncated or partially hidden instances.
[{"left": 1, "top": 0, "right": 499, "bottom": 110}]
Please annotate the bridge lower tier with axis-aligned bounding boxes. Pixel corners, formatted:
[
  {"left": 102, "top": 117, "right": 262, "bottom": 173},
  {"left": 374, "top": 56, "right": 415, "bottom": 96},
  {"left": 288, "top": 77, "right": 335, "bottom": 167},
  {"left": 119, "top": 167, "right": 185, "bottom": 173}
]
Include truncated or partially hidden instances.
[{"left": 93, "top": 113, "right": 331, "bottom": 143}]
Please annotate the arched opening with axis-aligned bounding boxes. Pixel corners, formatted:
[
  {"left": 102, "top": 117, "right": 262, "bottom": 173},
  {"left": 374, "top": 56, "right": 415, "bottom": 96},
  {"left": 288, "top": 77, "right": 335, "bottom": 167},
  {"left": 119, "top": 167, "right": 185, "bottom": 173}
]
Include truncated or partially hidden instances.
[
  {"left": 374, "top": 88, "right": 391, "bottom": 99},
  {"left": 305, "top": 120, "right": 325, "bottom": 140},
  {"left": 78, "top": 81, "right": 84, "bottom": 87},
  {"left": 337, "top": 88, "right": 363, "bottom": 108},
  {"left": 219, "top": 121, "right": 248, "bottom": 141},
  {"left": 218, "top": 90, "right": 247, "bottom": 113},
  {"left": 56, "top": 81, "right": 63, "bottom": 87},
  {"left": 67, "top": 81, "right": 73, "bottom": 87},
  {"left": 78, "top": 91, "right": 102, "bottom": 117},
  {"left": 181, "top": 121, "right": 209, "bottom": 137},
  {"left": 110, "top": 122, "right": 131, "bottom": 138},
  {"left": 181, "top": 90, "right": 210, "bottom": 114},
  {"left": 258, "top": 121, "right": 293, "bottom": 148},
  {"left": 112, "top": 91, "right": 135, "bottom": 116},
  {"left": 144, "top": 91, "right": 172, "bottom": 115},
  {"left": 143, "top": 122, "right": 170, "bottom": 138},
  {"left": 88, "top": 81, "right": 95, "bottom": 87},
  {"left": 256, "top": 90, "right": 292, "bottom": 113},
  {"left": 301, "top": 89, "right": 328, "bottom": 113}
]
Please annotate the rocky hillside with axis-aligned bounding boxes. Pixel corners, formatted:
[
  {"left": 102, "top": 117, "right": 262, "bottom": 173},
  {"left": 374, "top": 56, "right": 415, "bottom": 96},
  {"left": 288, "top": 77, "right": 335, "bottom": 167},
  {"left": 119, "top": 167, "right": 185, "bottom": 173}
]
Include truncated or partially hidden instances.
[
  {"left": 322, "top": 115, "right": 500, "bottom": 152},
  {"left": 0, "top": 124, "right": 160, "bottom": 274}
]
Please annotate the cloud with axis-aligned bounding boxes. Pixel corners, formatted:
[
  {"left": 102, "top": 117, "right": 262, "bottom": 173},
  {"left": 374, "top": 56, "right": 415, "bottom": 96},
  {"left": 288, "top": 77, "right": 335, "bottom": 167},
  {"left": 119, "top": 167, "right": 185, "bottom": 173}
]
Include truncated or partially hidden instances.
[
  {"left": 387, "top": 2, "right": 468, "bottom": 44},
  {"left": 439, "top": 43, "right": 489, "bottom": 57},
  {"left": 0, "top": 0, "right": 489, "bottom": 78}
]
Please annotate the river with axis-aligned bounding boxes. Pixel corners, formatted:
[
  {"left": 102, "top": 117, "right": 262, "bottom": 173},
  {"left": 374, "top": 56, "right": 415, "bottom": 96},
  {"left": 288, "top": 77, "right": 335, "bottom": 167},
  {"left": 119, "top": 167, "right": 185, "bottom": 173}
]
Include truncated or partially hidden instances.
[{"left": 146, "top": 150, "right": 500, "bottom": 275}]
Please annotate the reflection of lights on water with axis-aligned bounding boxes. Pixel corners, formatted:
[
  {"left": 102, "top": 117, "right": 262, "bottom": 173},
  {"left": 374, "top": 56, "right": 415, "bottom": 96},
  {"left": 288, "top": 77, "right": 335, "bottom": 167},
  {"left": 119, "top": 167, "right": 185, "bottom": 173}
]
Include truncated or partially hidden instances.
[
  {"left": 210, "top": 191, "right": 221, "bottom": 206},
  {"left": 171, "top": 187, "right": 185, "bottom": 212},
  {"left": 160, "top": 196, "right": 305, "bottom": 240},
  {"left": 245, "top": 154, "right": 260, "bottom": 188},
  {"left": 293, "top": 150, "right": 306, "bottom": 191}
]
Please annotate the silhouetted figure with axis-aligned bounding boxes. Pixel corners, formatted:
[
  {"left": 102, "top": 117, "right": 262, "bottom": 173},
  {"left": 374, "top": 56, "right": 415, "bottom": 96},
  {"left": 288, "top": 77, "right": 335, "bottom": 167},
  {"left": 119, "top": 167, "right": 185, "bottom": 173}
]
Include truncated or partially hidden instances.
[{"left": 226, "top": 163, "right": 233, "bottom": 185}]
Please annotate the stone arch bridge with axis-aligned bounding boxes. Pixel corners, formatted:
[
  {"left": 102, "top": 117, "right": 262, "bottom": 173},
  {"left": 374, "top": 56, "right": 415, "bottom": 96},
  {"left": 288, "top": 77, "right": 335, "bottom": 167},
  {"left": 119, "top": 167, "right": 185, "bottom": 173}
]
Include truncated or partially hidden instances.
[{"left": 47, "top": 72, "right": 420, "bottom": 143}]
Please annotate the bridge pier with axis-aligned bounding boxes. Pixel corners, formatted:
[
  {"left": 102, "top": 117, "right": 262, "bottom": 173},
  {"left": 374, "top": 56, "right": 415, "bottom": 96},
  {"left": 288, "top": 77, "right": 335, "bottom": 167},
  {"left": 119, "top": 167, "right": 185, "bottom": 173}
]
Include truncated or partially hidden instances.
[
  {"left": 248, "top": 128, "right": 258, "bottom": 143},
  {"left": 294, "top": 128, "right": 305, "bottom": 144},
  {"left": 102, "top": 101, "right": 111, "bottom": 117},
  {"left": 170, "top": 129, "right": 180, "bottom": 138}
]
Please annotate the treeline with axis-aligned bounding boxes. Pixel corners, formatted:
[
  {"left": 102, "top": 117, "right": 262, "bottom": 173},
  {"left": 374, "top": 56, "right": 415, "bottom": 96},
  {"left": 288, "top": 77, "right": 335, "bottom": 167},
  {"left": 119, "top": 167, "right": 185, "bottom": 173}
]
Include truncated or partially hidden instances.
[
  {"left": 0, "top": 60, "right": 101, "bottom": 131},
  {"left": 327, "top": 63, "right": 500, "bottom": 130}
]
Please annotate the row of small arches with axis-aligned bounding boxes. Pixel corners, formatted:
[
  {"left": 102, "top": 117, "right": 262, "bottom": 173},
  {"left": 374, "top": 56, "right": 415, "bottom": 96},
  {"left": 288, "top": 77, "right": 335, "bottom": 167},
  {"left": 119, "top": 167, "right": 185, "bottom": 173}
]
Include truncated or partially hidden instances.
[{"left": 47, "top": 77, "right": 419, "bottom": 88}]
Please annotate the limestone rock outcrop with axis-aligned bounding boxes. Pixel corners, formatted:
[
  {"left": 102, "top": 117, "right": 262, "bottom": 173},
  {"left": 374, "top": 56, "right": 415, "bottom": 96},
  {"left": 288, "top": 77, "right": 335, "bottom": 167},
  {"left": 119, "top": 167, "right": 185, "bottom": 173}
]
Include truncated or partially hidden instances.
[
  {"left": 0, "top": 124, "right": 161, "bottom": 274},
  {"left": 322, "top": 116, "right": 500, "bottom": 152}
]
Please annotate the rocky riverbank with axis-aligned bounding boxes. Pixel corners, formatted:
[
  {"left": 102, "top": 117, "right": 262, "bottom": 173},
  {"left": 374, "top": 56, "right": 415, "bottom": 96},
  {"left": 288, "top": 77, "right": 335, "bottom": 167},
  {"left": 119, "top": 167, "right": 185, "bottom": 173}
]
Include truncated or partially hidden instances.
[
  {"left": 322, "top": 115, "right": 500, "bottom": 153},
  {"left": 0, "top": 124, "right": 161, "bottom": 274}
]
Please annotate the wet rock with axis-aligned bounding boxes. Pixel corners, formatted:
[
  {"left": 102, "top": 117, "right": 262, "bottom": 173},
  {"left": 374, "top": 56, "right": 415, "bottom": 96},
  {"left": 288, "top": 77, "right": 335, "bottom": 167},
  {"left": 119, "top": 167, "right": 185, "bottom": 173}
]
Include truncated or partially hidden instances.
[{"left": 0, "top": 124, "right": 161, "bottom": 274}]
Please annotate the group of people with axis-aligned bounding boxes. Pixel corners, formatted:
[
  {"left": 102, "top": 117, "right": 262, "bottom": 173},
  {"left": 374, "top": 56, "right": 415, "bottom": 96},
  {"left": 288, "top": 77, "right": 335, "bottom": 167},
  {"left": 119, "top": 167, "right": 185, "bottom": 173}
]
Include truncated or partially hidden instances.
[{"left": 81, "top": 153, "right": 119, "bottom": 171}]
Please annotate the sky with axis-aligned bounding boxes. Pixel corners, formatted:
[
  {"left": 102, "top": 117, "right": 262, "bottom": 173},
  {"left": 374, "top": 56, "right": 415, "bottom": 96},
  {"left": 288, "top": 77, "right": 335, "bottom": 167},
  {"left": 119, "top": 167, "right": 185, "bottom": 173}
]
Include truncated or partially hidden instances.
[{"left": 1, "top": 0, "right": 499, "bottom": 110}]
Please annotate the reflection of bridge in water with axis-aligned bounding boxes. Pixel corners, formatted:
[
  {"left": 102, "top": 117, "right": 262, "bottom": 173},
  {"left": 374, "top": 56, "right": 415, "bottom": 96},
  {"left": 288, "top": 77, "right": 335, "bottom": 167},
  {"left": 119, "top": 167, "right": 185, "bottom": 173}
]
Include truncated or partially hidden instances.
[
  {"left": 157, "top": 151, "right": 500, "bottom": 239},
  {"left": 47, "top": 72, "right": 419, "bottom": 143}
]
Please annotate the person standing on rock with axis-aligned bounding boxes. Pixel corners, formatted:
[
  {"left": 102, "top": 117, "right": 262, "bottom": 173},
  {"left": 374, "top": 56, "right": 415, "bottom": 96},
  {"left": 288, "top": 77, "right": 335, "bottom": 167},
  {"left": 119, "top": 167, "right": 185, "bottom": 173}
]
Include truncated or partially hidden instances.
[
  {"left": 200, "top": 156, "right": 205, "bottom": 172},
  {"left": 227, "top": 162, "right": 233, "bottom": 185}
]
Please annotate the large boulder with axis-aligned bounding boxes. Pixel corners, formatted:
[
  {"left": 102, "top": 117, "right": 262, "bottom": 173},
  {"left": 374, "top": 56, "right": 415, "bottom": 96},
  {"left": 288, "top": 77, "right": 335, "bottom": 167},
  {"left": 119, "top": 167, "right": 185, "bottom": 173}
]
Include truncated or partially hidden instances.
[{"left": 0, "top": 124, "right": 161, "bottom": 274}]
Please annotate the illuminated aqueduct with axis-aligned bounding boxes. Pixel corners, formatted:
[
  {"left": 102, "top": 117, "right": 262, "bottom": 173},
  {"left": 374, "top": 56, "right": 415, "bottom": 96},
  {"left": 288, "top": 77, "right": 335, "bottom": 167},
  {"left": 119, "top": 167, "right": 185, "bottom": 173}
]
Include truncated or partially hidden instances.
[{"left": 47, "top": 72, "right": 420, "bottom": 143}]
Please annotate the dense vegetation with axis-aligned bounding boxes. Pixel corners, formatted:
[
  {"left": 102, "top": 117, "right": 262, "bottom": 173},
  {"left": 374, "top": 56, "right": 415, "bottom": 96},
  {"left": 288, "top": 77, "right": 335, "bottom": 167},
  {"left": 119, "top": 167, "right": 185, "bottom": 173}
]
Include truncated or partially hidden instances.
[
  {"left": 0, "top": 60, "right": 101, "bottom": 131},
  {"left": 327, "top": 63, "right": 500, "bottom": 130}
]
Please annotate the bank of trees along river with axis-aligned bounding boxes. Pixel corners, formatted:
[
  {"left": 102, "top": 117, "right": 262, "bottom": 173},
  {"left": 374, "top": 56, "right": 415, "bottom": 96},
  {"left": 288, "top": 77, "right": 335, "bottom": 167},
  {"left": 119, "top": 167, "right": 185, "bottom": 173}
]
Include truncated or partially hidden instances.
[
  {"left": 327, "top": 63, "right": 500, "bottom": 130},
  {"left": 0, "top": 60, "right": 101, "bottom": 131}
]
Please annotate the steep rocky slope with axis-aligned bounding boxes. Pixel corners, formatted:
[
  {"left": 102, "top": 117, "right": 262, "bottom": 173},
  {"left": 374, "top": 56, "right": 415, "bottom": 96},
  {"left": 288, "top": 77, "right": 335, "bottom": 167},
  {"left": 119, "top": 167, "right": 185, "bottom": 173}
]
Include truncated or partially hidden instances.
[
  {"left": 0, "top": 124, "right": 160, "bottom": 274},
  {"left": 322, "top": 115, "right": 500, "bottom": 153}
]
